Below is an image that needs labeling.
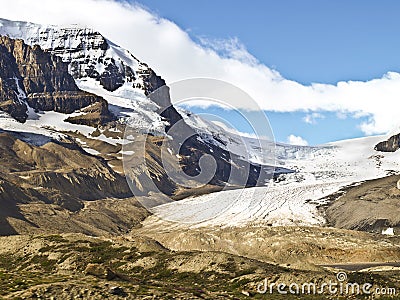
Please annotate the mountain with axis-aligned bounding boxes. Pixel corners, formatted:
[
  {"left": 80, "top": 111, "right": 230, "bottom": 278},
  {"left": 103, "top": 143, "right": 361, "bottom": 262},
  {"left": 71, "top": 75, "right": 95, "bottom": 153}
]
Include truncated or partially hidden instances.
[
  {"left": 0, "top": 18, "right": 164, "bottom": 95},
  {"left": 0, "top": 18, "right": 169, "bottom": 132},
  {"left": 0, "top": 18, "right": 291, "bottom": 235},
  {"left": 0, "top": 17, "right": 398, "bottom": 233}
]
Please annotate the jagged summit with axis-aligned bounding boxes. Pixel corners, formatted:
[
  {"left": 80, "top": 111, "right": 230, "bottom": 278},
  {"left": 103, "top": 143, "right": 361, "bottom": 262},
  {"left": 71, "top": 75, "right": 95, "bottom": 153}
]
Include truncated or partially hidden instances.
[
  {"left": 0, "top": 18, "right": 172, "bottom": 134},
  {"left": 0, "top": 18, "right": 165, "bottom": 95}
]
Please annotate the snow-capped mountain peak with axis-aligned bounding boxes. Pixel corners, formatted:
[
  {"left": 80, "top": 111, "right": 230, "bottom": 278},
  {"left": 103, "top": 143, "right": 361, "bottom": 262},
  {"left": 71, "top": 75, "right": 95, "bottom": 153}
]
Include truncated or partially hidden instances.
[
  {"left": 0, "top": 18, "right": 164, "bottom": 96},
  {"left": 0, "top": 18, "right": 173, "bottom": 136}
]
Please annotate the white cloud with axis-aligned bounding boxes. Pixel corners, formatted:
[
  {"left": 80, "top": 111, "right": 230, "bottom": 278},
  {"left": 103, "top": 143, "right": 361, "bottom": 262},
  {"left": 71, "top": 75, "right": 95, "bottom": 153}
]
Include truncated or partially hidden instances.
[
  {"left": 0, "top": 0, "right": 399, "bottom": 135},
  {"left": 198, "top": 36, "right": 259, "bottom": 66},
  {"left": 287, "top": 135, "right": 309, "bottom": 146},
  {"left": 336, "top": 111, "right": 348, "bottom": 120},
  {"left": 303, "top": 112, "right": 325, "bottom": 125}
]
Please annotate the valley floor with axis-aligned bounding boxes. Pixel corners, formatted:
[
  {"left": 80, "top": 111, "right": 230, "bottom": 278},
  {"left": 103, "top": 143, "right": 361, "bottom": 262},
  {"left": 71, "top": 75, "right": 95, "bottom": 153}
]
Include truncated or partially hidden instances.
[
  {"left": 1, "top": 135, "right": 400, "bottom": 298},
  {"left": 1, "top": 231, "right": 400, "bottom": 299}
]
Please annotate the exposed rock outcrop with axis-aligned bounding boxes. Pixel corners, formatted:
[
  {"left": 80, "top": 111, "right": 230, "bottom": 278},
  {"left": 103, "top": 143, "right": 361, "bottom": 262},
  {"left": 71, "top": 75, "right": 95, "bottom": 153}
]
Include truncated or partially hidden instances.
[
  {"left": 0, "top": 35, "right": 114, "bottom": 123},
  {"left": 0, "top": 37, "right": 28, "bottom": 122},
  {"left": 65, "top": 99, "right": 116, "bottom": 126},
  {"left": 375, "top": 133, "right": 400, "bottom": 152},
  {"left": 137, "top": 62, "right": 166, "bottom": 95}
]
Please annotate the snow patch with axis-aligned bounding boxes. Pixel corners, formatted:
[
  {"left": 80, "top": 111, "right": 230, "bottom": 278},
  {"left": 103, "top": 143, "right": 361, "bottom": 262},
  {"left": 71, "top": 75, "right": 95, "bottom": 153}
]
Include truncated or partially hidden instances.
[{"left": 382, "top": 228, "right": 394, "bottom": 236}]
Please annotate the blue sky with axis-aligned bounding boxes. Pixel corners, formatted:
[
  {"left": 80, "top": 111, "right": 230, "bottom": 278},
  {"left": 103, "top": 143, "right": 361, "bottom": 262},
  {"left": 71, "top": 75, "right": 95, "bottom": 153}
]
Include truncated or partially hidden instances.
[
  {"left": 184, "top": 106, "right": 368, "bottom": 146},
  {"left": 137, "top": 0, "right": 400, "bottom": 85},
  {"left": 135, "top": 0, "right": 399, "bottom": 145}
]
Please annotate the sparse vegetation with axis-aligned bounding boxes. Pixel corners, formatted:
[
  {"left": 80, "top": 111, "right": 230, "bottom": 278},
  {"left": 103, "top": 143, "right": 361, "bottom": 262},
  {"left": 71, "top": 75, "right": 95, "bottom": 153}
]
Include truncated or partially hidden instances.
[{"left": 0, "top": 234, "right": 398, "bottom": 299}]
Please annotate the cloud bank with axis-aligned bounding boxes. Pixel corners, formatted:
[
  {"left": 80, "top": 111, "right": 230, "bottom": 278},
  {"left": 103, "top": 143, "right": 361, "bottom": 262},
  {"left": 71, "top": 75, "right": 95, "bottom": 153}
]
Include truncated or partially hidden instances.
[
  {"left": 287, "top": 135, "right": 309, "bottom": 146},
  {"left": 1, "top": 0, "right": 399, "bottom": 135}
]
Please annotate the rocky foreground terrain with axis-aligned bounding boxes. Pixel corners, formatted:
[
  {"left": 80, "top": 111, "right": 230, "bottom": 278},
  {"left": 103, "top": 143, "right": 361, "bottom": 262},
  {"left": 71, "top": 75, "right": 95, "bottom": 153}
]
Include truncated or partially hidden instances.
[
  {"left": 2, "top": 176, "right": 400, "bottom": 299},
  {"left": 0, "top": 231, "right": 399, "bottom": 299}
]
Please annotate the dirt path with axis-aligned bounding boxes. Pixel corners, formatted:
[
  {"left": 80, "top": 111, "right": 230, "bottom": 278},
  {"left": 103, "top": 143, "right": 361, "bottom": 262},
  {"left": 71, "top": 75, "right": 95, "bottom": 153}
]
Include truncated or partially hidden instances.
[{"left": 321, "top": 262, "right": 400, "bottom": 271}]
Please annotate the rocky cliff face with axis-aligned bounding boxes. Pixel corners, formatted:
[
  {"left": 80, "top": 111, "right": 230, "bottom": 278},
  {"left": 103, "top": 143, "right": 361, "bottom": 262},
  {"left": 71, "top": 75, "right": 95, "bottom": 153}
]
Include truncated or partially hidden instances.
[
  {"left": 375, "top": 133, "right": 400, "bottom": 152},
  {"left": 0, "top": 35, "right": 114, "bottom": 124},
  {"left": 0, "top": 38, "right": 29, "bottom": 122},
  {"left": 0, "top": 20, "right": 166, "bottom": 95}
]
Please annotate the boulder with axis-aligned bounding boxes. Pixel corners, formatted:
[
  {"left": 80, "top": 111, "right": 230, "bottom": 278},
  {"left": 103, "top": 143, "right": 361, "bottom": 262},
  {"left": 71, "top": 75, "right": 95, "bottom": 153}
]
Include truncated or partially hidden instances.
[
  {"left": 85, "top": 263, "right": 116, "bottom": 280},
  {"left": 375, "top": 133, "right": 400, "bottom": 152}
]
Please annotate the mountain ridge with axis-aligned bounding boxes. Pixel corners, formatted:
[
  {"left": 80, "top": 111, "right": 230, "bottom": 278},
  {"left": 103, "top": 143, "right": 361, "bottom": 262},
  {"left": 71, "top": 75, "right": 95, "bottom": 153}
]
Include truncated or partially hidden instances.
[
  {"left": 0, "top": 18, "right": 165, "bottom": 96},
  {"left": 0, "top": 18, "right": 289, "bottom": 237},
  {"left": 1, "top": 17, "right": 398, "bottom": 237}
]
